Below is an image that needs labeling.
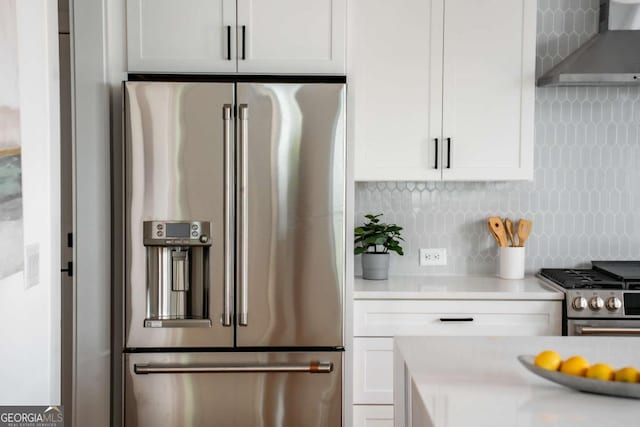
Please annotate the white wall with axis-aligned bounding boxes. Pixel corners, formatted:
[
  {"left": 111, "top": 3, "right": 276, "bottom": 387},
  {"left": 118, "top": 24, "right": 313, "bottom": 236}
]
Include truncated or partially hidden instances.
[{"left": 0, "top": 0, "right": 60, "bottom": 405}]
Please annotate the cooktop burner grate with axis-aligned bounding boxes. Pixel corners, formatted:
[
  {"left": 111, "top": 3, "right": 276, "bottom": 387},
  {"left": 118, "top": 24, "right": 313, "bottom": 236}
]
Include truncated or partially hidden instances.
[{"left": 540, "top": 268, "right": 625, "bottom": 290}]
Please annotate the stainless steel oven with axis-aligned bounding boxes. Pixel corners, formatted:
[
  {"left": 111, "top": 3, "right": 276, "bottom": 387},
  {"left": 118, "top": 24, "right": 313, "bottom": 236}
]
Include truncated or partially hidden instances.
[{"left": 539, "top": 263, "right": 640, "bottom": 337}]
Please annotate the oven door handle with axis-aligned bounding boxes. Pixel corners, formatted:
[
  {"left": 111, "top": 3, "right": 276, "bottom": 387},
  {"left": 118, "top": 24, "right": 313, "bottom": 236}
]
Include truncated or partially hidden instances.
[{"left": 576, "top": 326, "right": 640, "bottom": 336}]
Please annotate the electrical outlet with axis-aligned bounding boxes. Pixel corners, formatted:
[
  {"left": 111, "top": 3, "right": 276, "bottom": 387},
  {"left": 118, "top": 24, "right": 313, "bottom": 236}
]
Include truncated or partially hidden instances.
[
  {"left": 25, "top": 243, "right": 40, "bottom": 289},
  {"left": 419, "top": 248, "right": 447, "bottom": 266}
]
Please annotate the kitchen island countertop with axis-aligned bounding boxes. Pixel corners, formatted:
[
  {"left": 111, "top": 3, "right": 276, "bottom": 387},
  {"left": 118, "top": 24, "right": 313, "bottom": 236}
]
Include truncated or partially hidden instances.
[
  {"left": 355, "top": 275, "right": 563, "bottom": 300},
  {"left": 394, "top": 336, "right": 640, "bottom": 427}
]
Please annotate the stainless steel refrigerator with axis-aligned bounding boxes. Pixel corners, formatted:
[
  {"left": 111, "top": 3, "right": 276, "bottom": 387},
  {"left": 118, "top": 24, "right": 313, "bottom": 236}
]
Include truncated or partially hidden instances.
[{"left": 121, "top": 80, "right": 345, "bottom": 426}]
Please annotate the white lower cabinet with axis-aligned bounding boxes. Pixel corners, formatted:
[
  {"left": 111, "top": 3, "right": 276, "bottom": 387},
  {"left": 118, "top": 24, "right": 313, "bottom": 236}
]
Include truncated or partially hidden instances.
[
  {"left": 353, "top": 338, "right": 394, "bottom": 404},
  {"left": 353, "top": 405, "right": 394, "bottom": 427},
  {"left": 352, "top": 298, "right": 562, "bottom": 425},
  {"left": 354, "top": 300, "right": 562, "bottom": 337}
]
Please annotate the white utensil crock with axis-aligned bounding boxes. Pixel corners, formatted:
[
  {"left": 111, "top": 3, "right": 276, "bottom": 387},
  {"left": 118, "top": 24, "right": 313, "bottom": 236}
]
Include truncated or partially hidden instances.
[{"left": 498, "top": 247, "right": 525, "bottom": 279}]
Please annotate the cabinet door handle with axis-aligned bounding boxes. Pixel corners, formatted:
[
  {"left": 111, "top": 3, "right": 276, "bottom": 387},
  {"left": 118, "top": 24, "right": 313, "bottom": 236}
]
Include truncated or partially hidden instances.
[
  {"left": 446, "top": 137, "right": 451, "bottom": 169},
  {"left": 226, "top": 25, "right": 231, "bottom": 60},
  {"left": 439, "top": 317, "right": 474, "bottom": 322},
  {"left": 434, "top": 138, "right": 439, "bottom": 169},
  {"left": 241, "top": 25, "right": 246, "bottom": 60}
]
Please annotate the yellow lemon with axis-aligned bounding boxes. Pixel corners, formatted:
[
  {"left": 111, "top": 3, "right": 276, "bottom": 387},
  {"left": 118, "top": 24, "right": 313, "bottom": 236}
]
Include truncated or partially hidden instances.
[
  {"left": 614, "top": 366, "right": 639, "bottom": 383},
  {"left": 585, "top": 363, "right": 615, "bottom": 381},
  {"left": 534, "top": 350, "right": 562, "bottom": 371},
  {"left": 560, "top": 355, "right": 590, "bottom": 376}
]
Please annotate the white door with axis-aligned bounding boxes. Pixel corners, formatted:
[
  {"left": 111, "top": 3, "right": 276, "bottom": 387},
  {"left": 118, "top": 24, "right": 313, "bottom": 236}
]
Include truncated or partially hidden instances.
[
  {"left": 0, "top": 0, "right": 61, "bottom": 404},
  {"left": 351, "top": 0, "right": 444, "bottom": 181},
  {"left": 127, "top": 0, "right": 236, "bottom": 73},
  {"left": 236, "top": 0, "right": 345, "bottom": 74},
  {"left": 441, "top": 0, "right": 536, "bottom": 181}
]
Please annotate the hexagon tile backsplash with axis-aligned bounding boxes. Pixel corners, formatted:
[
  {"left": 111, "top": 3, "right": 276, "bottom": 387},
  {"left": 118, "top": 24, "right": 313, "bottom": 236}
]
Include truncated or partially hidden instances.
[{"left": 355, "top": 0, "right": 640, "bottom": 276}]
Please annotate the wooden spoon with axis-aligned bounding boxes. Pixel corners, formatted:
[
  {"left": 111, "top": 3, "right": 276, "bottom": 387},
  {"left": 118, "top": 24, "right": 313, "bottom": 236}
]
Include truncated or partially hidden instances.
[
  {"left": 488, "top": 216, "right": 508, "bottom": 247},
  {"left": 487, "top": 219, "right": 502, "bottom": 246},
  {"left": 516, "top": 219, "right": 532, "bottom": 247},
  {"left": 504, "top": 218, "right": 515, "bottom": 247}
]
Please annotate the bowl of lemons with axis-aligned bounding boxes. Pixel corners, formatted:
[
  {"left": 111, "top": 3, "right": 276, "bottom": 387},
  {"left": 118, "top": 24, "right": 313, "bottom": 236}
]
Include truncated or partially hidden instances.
[{"left": 518, "top": 350, "right": 640, "bottom": 399}]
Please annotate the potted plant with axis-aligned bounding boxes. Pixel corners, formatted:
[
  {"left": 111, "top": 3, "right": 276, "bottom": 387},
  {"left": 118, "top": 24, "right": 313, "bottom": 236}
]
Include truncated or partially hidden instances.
[{"left": 354, "top": 213, "right": 404, "bottom": 280}]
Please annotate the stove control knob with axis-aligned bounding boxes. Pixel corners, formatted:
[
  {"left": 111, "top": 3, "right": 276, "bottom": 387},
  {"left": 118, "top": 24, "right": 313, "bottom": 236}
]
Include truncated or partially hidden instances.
[
  {"left": 589, "top": 296, "right": 604, "bottom": 311},
  {"left": 572, "top": 297, "right": 587, "bottom": 311},
  {"left": 606, "top": 297, "right": 622, "bottom": 312}
]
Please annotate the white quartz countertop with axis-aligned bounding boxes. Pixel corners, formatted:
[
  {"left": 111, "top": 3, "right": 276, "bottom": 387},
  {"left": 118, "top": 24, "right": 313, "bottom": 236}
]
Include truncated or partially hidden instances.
[
  {"left": 354, "top": 275, "right": 563, "bottom": 300},
  {"left": 394, "top": 336, "right": 640, "bottom": 427}
]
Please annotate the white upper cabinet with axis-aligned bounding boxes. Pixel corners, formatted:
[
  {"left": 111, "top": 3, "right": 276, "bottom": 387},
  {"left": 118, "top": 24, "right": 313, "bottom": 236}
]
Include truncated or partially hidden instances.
[
  {"left": 352, "top": 0, "right": 536, "bottom": 181},
  {"left": 237, "top": 0, "right": 345, "bottom": 74},
  {"left": 349, "top": 0, "right": 443, "bottom": 181},
  {"left": 441, "top": 0, "right": 536, "bottom": 181},
  {"left": 126, "top": 0, "right": 345, "bottom": 74},
  {"left": 127, "top": 0, "right": 236, "bottom": 73}
]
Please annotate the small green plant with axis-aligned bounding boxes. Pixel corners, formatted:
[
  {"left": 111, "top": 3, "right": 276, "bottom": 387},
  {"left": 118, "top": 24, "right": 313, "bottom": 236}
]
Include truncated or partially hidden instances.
[{"left": 354, "top": 214, "right": 404, "bottom": 255}]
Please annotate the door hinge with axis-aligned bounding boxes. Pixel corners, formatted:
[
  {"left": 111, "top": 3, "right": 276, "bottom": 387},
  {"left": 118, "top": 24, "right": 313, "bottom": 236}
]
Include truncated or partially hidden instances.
[{"left": 61, "top": 261, "right": 73, "bottom": 277}]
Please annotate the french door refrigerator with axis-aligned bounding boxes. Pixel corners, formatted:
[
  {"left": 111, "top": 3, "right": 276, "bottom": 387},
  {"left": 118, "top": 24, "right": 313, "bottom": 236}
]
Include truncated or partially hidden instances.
[{"left": 121, "top": 79, "right": 345, "bottom": 426}]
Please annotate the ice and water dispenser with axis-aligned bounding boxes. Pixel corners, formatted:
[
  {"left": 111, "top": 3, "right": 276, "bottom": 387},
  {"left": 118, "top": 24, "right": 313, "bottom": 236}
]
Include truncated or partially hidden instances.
[{"left": 143, "top": 220, "right": 212, "bottom": 327}]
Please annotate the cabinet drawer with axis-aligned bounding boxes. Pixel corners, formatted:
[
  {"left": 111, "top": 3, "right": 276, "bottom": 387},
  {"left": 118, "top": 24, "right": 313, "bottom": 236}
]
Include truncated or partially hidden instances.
[
  {"left": 354, "top": 300, "right": 561, "bottom": 337},
  {"left": 353, "top": 338, "right": 394, "bottom": 404}
]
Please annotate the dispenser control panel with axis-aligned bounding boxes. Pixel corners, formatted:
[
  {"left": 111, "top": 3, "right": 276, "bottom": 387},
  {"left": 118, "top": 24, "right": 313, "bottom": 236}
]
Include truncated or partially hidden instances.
[{"left": 143, "top": 221, "right": 211, "bottom": 246}]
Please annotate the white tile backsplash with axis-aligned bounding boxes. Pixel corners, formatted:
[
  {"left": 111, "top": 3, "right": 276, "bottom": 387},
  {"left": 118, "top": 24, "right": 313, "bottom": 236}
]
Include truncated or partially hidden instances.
[{"left": 355, "top": 0, "right": 640, "bottom": 276}]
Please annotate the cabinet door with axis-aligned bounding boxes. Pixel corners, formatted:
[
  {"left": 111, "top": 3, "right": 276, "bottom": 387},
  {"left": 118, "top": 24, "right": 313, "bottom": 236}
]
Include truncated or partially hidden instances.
[
  {"left": 441, "top": 0, "right": 536, "bottom": 181},
  {"left": 353, "top": 405, "right": 394, "bottom": 427},
  {"left": 127, "top": 0, "right": 236, "bottom": 73},
  {"left": 350, "top": 0, "right": 444, "bottom": 181},
  {"left": 236, "top": 0, "right": 345, "bottom": 74},
  {"left": 353, "top": 338, "right": 394, "bottom": 404}
]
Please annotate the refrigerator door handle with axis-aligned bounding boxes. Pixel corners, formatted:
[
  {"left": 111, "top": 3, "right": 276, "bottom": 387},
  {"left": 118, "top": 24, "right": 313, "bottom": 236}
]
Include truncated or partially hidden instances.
[
  {"left": 134, "top": 361, "right": 333, "bottom": 374},
  {"left": 222, "top": 104, "right": 233, "bottom": 327},
  {"left": 238, "top": 104, "right": 249, "bottom": 326}
]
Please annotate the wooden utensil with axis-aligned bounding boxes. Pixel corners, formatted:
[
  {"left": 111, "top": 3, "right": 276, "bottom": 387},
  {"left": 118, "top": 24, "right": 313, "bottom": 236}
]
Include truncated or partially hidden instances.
[
  {"left": 487, "top": 219, "right": 502, "bottom": 246},
  {"left": 488, "top": 216, "right": 509, "bottom": 247},
  {"left": 504, "top": 218, "right": 515, "bottom": 247},
  {"left": 516, "top": 219, "right": 532, "bottom": 247}
]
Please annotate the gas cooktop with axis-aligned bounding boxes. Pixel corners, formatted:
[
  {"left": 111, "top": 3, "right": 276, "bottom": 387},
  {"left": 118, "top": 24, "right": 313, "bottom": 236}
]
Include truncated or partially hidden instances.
[
  {"left": 540, "top": 261, "right": 640, "bottom": 291},
  {"left": 539, "top": 269, "right": 625, "bottom": 289}
]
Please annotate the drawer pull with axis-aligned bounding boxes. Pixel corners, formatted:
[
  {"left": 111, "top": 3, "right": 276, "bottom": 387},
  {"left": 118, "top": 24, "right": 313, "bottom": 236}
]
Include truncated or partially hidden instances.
[
  {"left": 439, "top": 317, "right": 474, "bottom": 322},
  {"left": 134, "top": 361, "right": 333, "bottom": 375}
]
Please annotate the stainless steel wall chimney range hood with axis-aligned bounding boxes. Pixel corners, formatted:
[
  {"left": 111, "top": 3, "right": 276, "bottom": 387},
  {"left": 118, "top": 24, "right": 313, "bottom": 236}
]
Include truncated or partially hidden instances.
[{"left": 537, "top": 0, "right": 640, "bottom": 86}]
